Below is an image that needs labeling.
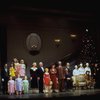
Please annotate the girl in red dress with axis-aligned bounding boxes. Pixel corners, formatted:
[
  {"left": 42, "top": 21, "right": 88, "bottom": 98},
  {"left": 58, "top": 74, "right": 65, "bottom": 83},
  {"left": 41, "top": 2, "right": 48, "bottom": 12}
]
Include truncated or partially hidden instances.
[{"left": 43, "top": 68, "right": 51, "bottom": 93}]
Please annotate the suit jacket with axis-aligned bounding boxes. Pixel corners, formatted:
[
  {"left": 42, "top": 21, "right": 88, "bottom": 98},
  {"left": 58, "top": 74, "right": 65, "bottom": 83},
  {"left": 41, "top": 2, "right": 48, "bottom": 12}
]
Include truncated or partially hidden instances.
[
  {"left": 56, "top": 66, "right": 65, "bottom": 79},
  {"left": 37, "top": 67, "right": 44, "bottom": 79},
  {"left": 1, "top": 67, "right": 9, "bottom": 81}
]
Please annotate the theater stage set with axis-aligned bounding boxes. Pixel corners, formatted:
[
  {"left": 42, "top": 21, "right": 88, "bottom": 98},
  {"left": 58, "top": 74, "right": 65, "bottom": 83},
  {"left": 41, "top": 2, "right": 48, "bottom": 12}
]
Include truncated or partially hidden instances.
[{"left": 1, "top": 0, "right": 100, "bottom": 99}]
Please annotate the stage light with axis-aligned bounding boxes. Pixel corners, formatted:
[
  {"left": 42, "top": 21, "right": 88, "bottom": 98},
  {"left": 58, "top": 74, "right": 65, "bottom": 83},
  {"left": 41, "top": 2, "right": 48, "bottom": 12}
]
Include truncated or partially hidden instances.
[
  {"left": 70, "top": 34, "right": 77, "bottom": 38},
  {"left": 54, "top": 39, "right": 61, "bottom": 47}
]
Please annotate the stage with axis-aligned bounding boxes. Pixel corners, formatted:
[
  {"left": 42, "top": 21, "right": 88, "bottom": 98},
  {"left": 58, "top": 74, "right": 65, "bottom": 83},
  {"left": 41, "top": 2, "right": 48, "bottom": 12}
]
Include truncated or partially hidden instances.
[{"left": 0, "top": 88, "right": 100, "bottom": 99}]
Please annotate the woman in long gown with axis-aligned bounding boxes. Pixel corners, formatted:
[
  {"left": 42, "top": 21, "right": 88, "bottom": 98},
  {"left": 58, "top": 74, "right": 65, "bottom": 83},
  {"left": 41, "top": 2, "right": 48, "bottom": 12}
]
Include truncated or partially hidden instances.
[
  {"left": 30, "top": 62, "right": 38, "bottom": 93},
  {"left": 13, "top": 58, "right": 20, "bottom": 77},
  {"left": 49, "top": 64, "right": 58, "bottom": 92}
]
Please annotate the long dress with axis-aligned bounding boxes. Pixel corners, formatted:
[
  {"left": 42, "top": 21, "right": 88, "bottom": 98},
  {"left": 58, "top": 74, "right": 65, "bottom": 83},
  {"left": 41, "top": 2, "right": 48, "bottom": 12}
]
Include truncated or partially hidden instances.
[
  {"left": 30, "top": 67, "right": 38, "bottom": 89},
  {"left": 50, "top": 68, "right": 58, "bottom": 89},
  {"left": 19, "top": 64, "right": 26, "bottom": 77},
  {"left": 22, "top": 80, "right": 29, "bottom": 93},
  {"left": 43, "top": 72, "right": 51, "bottom": 93},
  {"left": 15, "top": 77, "right": 23, "bottom": 91},
  {"left": 14, "top": 63, "right": 20, "bottom": 77},
  {"left": 43, "top": 72, "right": 51, "bottom": 86},
  {"left": 8, "top": 80, "right": 15, "bottom": 94}
]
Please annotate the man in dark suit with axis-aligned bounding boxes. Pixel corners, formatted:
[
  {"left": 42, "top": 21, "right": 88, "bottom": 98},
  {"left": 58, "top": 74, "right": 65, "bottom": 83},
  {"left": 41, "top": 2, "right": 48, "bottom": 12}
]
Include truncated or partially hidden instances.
[
  {"left": 64, "top": 62, "right": 73, "bottom": 90},
  {"left": 1, "top": 63, "right": 9, "bottom": 94},
  {"left": 37, "top": 62, "right": 44, "bottom": 93}
]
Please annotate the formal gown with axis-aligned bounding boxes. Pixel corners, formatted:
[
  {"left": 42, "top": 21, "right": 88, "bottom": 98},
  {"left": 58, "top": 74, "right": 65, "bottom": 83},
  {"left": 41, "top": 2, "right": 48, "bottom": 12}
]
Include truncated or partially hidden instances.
[
  {"left": 30, "top": 67, "right": 38, "bottom": 89},
  {"left": 14, "top": 63, "right": 20, "bottom": 77},
  {"left": 50, "top": 68, "right": 58, "bottom": 89},
  {"left": 43, "top": 72, "right": 51, "bottom": 86},
  {"left": 19, "top": 64, "right": 26, "bottom": 77}
]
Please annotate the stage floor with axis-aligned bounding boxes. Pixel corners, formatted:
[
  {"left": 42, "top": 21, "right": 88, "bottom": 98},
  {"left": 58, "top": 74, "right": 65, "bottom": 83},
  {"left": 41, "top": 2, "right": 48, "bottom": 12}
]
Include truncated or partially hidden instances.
[{"left": 0, "top": 88, "right": 100, "bottom": 99}]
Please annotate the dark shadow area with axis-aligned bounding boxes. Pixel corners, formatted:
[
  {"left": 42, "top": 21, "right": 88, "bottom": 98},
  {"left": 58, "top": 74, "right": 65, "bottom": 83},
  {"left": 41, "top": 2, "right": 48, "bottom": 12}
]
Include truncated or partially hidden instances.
[
  {"left": 0, "top": 26, "right": 7, "bottom": 67},
  {"left": 29, "top": 50, "right": 40, "bottom": 56}
]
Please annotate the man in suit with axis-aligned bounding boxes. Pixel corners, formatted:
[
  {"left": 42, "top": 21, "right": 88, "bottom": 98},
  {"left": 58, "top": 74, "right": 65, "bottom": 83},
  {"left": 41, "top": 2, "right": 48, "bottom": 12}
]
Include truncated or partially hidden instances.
[
  {"left": 1, "top": 63, "right": 9, "bottom": 94},
  {"left": 37, "top": 62, "right": 44, "bottom": 93},
  {"left": 65, "top": 62, "right": 73, "bottom": 90},
  {"left": 56, "top": 61, "right": 66, "bottom": 92}
]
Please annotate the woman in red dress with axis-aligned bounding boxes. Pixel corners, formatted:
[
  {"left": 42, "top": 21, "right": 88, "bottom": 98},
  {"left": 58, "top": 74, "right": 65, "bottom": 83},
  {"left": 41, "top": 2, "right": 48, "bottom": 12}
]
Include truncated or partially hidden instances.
[{"left": 49, "top": 64, "right": 58, "bottom": 92}]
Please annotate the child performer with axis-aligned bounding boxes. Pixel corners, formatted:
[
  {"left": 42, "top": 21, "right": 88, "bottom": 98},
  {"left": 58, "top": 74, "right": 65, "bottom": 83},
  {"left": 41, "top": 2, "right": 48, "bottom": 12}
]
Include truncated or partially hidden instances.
[
  {"left": 8, "top": 76, "right": 15, "bottom": 95},
  {"left": 15, "top": 74, "right": 23, "bottom": 95},
  {"left": 43, "top": 68, "right": 51, "bottom": 93},
  {"left": 9, "top": 63, "right": 16, "bottom": 79},
  {"left": 19, "top": 59, "right": 26, "bottom": 79},
  {"left": 22, "top": 76, "right": 29, "bottom": 94}
]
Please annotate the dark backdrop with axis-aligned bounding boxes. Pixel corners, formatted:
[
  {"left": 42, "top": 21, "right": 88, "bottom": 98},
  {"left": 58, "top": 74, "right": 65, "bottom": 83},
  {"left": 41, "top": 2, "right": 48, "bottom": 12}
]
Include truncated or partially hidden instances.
[
  {"left": 0, "top": 7, "right": 100, "bottom": 67},
  {"left": 0, "top": 26, "right": 7, "bottom": 67}
]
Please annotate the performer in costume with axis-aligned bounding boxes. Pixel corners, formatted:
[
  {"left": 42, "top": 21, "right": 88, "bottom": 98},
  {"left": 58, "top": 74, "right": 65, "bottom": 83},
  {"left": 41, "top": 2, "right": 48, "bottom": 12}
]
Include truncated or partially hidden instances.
[
  {"left": 37, "top": 62, "right": 44, "bottom": 93},
  {"left": 22, "top": 76, "right": 29, "bottom": 94},
  {"left": 43, "top": 68, "right": 51, "bottom": 93},
  {"left": 30, "top": 62, "right": 38, "bottom": 93},
  {"left": 85, "top": 71, "right": 92, "bottom": 88},
  {"left": 1, "top": 63, "right": 9, "bottom": 94},
  {"left": 13, "top": 58, "right": 20, "bottom": 77},
  {"left": 72, "top": 65, "right": 79, "bottom": 88},
  {"left": 49, "top": 64, "right": 58, "bottom": 92},
  {"left": 9, "top": 63, "right": 16, "bottom": 79},
  {"left": 8, "top": 76, "right": 15, "bottom": 95},
  {"left": 85, "top": 63, "right": 91, "bottom": 75},
  {"left": 19, "top": 59, "right": 26, "bottom": 79},
  {"left": 15, "top": 74, "right": 23, "bottom": 95},
  {"left": 92, "top": 63, "right": 100, "bottom": 88},
  {"left": 65, "top": 62, "right": 73, "bottom": 90},
  {"left": 78, "top": 63, "right": 85, "bottom": 75},
  {"left": 56, "top": 61, "right": 66, "bottom": 92}
]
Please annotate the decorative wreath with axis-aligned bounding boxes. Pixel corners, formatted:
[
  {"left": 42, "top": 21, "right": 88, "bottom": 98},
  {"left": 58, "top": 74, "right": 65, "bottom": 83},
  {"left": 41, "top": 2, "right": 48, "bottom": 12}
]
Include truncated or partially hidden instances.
[{"left": 26, "top": 33, "right": 41, "bottom": 51}]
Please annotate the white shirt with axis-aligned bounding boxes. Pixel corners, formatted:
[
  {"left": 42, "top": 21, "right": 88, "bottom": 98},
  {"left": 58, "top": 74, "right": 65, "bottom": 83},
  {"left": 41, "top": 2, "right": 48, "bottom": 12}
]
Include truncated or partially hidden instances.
[
  {"left": 85, "top": 67, "right": 91, "bottom": 75},
  {"left": 41, "top": 67, "right": 44, "bottom": 72},
  {"left": 78, "top": 67, "right": 85, "bottom": 75},
  {"left": 31, "top": 67, "right": 37, "bottom": 71},
  {"left": 73, "top": 69, "right": 79, "bottom": 76},
  {"left": 5, "top": 68, "right": 7, "bottom": 72}
]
